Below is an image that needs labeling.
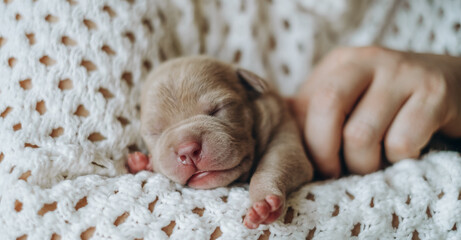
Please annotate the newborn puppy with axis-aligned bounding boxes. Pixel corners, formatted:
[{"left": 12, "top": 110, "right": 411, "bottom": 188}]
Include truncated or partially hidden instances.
[{"left": 127, "top": 56, "right": 313, "bottom": 229}]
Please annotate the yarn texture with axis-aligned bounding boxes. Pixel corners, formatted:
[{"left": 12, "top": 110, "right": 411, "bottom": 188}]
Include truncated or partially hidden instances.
[{"left": 0, "top": 0, "right": 460, "bottom": 239}]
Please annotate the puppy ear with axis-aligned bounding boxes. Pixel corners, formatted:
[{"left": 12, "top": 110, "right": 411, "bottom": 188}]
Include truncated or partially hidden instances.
[{"left": 236, "top": 68, "right": 269, "bottom": 94}]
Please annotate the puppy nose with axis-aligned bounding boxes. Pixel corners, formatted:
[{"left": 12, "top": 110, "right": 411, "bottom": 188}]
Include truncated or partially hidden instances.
[{"left": 177, "top": 142, "right": 201, "bottom": 166}]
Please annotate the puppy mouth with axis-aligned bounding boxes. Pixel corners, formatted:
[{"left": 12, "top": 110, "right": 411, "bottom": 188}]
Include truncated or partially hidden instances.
[
  {"left": 186, "top": 155, "right": 250, "bottom": 188},
  {"left": 186, "top": 168, "right": 234, "bottom": 186},
  {"left": 187, "top": 171, "right": 213, "bottom": 183}
]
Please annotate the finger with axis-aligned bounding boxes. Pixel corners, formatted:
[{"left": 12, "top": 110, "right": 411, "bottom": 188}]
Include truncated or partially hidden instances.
[
  {"left": 305, "top": 63, "right": 373, "bottom": 178},
  {"left": 343, "top": 80, "right": 409, "bottom": 174},
  {"left": 384, "top": 91, "right": 444, "bottom": 163}
]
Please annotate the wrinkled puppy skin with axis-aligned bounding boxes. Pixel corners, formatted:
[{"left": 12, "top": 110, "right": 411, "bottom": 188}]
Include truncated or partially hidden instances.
[{"left": 127, "top": 56, "right": 313, "bottom": 229}]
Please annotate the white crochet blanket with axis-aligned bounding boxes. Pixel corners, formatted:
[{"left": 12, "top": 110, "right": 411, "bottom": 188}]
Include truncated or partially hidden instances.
[
  {"left": 1, "top": 0, "right": 460, "bottom": 239},
  {"left": 2, "top": 151, "right": 461, "bottom": 240}
]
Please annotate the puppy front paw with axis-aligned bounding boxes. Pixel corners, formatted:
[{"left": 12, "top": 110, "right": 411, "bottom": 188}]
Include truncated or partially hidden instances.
[
  {"left": 243, "top": 194, "right": 284, "bottom": 229},
  {"left": 126, "top": 152, "right": 151, "bottom": 173}
]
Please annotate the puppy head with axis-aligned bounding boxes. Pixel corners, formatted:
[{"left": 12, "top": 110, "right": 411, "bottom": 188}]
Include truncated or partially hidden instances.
[{"left": 140, "top": 56, "right": 268, "bottom": 189}]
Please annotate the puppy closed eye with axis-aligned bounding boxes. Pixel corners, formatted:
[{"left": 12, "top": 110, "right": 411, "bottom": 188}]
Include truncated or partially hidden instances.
[
  {"left": 207, "top": 103, "right": 233, "bottom": 116},
  {"left": 208, "top": 107, "right": 222, "bottom": 116}
]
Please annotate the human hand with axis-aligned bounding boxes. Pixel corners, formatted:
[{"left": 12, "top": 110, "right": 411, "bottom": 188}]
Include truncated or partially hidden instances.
[{"left": 291, "top": 46, "right": 461, "bottom": 178}]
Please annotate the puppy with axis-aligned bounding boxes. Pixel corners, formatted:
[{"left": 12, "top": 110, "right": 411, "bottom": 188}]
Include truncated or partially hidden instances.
[{"left": 127, "top": 56, "right": 313, "bottom": 229}]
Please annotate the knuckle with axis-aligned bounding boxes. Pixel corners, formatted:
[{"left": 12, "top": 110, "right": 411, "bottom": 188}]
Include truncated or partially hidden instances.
[
  {"left": 384, "top": 135, "right": 417, "bottom": 161},
  {"left": 394, "top": 60, "right": 414, "bottom": 74},
  {"left": 330, "top": 46, "right": 352, "bottom": 57},
  {"left": 359, "top": 45, "right": 385, "bottom": 56},
  {"left": 310, "top": 85, "right": 343, "bottom": 112},
  {"left": 391, "top": 56, "right": 417, "bottom": 77},
  {"left": 420, "top": 73, "right": 448, "bottom": 100},
  {"left": 374, "top": 49, "right": 406, "bottom": 71},
  {"left": 357, "top": 46, "right": 394, "bottom": 61},
  {"left": 328, "top": 47, "right": 356, "bottom": 64},
  {"left": 330, "top": 46, "right": 397, "bottom": 67},
  {"left": 343, "top": 121, "right": 377, "bottom": 149}
]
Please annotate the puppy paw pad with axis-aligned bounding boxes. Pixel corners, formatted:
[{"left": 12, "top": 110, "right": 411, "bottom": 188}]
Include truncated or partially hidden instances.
[
  {"left": 127, "top": 152, "right": 149, "bottom": 173},
  {"left": 244, "top": 194, "right": 284, "bottom": 229},
  {"left": 265, "top": 195, "right": 283, "bottom": 211}
]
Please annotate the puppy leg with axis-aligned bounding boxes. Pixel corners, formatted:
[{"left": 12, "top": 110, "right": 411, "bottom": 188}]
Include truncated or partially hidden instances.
[{"left": 244, "top": 116, "right": 313, "bottom": 229}]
